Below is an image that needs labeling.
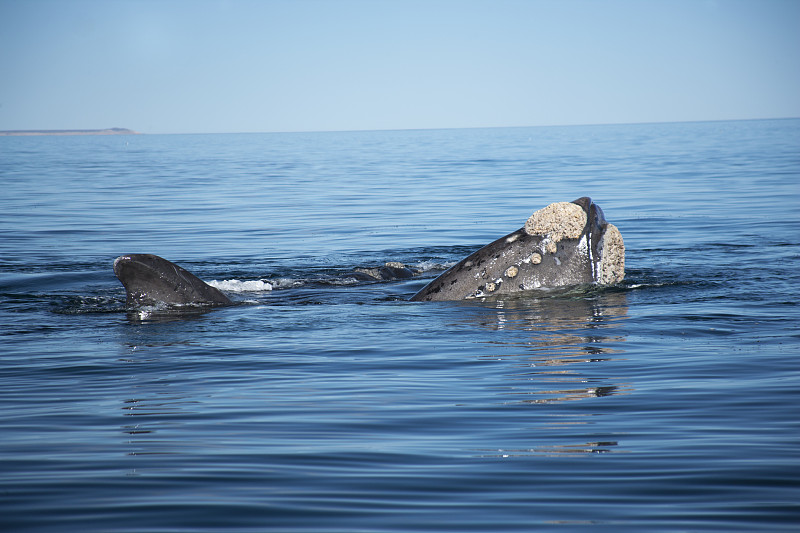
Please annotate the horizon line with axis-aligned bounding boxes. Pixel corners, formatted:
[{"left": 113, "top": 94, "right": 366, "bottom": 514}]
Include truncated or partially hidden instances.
[
  {"left": 3, "top": 116, "right": 797, "bottom": 136},
  {"left": 138, "top": 115, "right": 800, "bottom": 135}
]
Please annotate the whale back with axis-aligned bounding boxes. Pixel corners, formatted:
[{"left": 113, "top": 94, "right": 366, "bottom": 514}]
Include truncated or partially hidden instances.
[{"left": 114, "top": 254, "right": 232, "bottom": 307}]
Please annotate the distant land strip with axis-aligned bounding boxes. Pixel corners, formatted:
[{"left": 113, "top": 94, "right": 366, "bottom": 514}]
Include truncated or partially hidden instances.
[{"left": 0, "top": 127, "right": 139, "bottom": 136}]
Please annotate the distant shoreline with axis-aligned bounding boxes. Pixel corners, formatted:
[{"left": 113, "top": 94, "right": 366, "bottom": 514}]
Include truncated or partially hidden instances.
[{"left": 0, "top": 128, "right": 139, "bottom": 136}]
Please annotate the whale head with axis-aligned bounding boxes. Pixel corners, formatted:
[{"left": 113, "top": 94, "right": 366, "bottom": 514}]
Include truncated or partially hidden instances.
[{"left": 410, "top": 197, "right": 625, "bottom": 301}]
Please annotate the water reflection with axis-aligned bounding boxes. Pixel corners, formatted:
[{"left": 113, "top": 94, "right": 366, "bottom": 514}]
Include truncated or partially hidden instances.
[
  {"left": 462, "top": 291, "right": 631, "bottom": 455},
  {"left": 123, "top": 305, "right": 216, "bottom": 324},
  {"left": 113, "top": 290, "right": 633, "bottom": 461},
  {"left": 462, "top": 289, "right": 627, "bottom": 349},
  {"left": 460, "top": 289, "right": 628, "bottom": 333},
  {"left": 121, "top": 395, "right": 192, "bottom": 438},
  {"left": 486, "top": 441, "right": 621, "bottom": 458}
]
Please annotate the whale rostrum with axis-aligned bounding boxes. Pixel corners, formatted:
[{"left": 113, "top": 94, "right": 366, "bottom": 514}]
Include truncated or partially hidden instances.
[
  {"left": 113, "top": 198, "right": 624, "bottom": 307},
  {"left": 410, "top": 197, "right": 624, "bottom": 301}
]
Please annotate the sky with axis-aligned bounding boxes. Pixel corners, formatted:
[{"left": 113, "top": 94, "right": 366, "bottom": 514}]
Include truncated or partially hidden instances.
[{"left": 0, "top": 0, "right": 798, "bottom": 134}]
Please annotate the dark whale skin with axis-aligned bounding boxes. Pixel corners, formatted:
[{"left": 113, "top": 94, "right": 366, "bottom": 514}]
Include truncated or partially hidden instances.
[
  {"left": 114, "top": 254, "right": 232, "bottom": 307},
  {"left": 410, "top": 197, "right": 624, "bottom": 301}
]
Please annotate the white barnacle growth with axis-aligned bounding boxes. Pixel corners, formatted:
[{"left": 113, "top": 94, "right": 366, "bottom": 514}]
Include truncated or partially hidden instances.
[
  {"left": 528, "top": 253, "right": 542, "bottom": 265},
  {"left": 597, "top": 223, "right": 625, "bottom": 285},
  {"left": 524, "top": 202, "right": 587, "bottom": 243}
]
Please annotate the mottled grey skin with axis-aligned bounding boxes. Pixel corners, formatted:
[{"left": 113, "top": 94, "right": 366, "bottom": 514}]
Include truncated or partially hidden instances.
[
  {"left": 410, "top": 197, "right": 624, "bottom": 301},
  {"left": 114, "top": 254, "right": 232, "bottom": 307},
  {"left": 352, "top": 262, "right": 417, "bottom": 281}
]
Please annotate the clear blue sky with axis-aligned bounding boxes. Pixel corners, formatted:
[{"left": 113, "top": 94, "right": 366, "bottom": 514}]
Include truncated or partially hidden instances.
[{"left": 1, "top": 0, "right": 798, "bottom": 133}]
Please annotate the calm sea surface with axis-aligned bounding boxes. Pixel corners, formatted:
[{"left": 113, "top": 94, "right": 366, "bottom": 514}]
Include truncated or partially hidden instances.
[{"left": 1, "top": 120, "right": 799, "bottom": 532}]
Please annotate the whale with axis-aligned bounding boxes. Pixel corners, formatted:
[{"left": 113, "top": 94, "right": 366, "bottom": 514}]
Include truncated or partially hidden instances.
[
  {"left": 113, "top": 254, "right": 233, "bottom": 307},
  {"left": 113, "top": 198, "right": 624, "bottom": 307},
  {"left": 410, "top": 197, "right": 624, "bottom": 301},
  {"left": 112, "top": 254, "right": 418, "bottom": 308}
]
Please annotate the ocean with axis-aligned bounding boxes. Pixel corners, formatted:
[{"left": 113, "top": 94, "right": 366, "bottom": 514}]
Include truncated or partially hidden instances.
[{"left": 1, "top": 119, "right": 798, "bottom": 531}]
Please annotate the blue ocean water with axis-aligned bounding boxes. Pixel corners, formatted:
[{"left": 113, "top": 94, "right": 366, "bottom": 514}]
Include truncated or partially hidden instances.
[{"left": 1, "top": 119, "right": 798, "bottom": 532}]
